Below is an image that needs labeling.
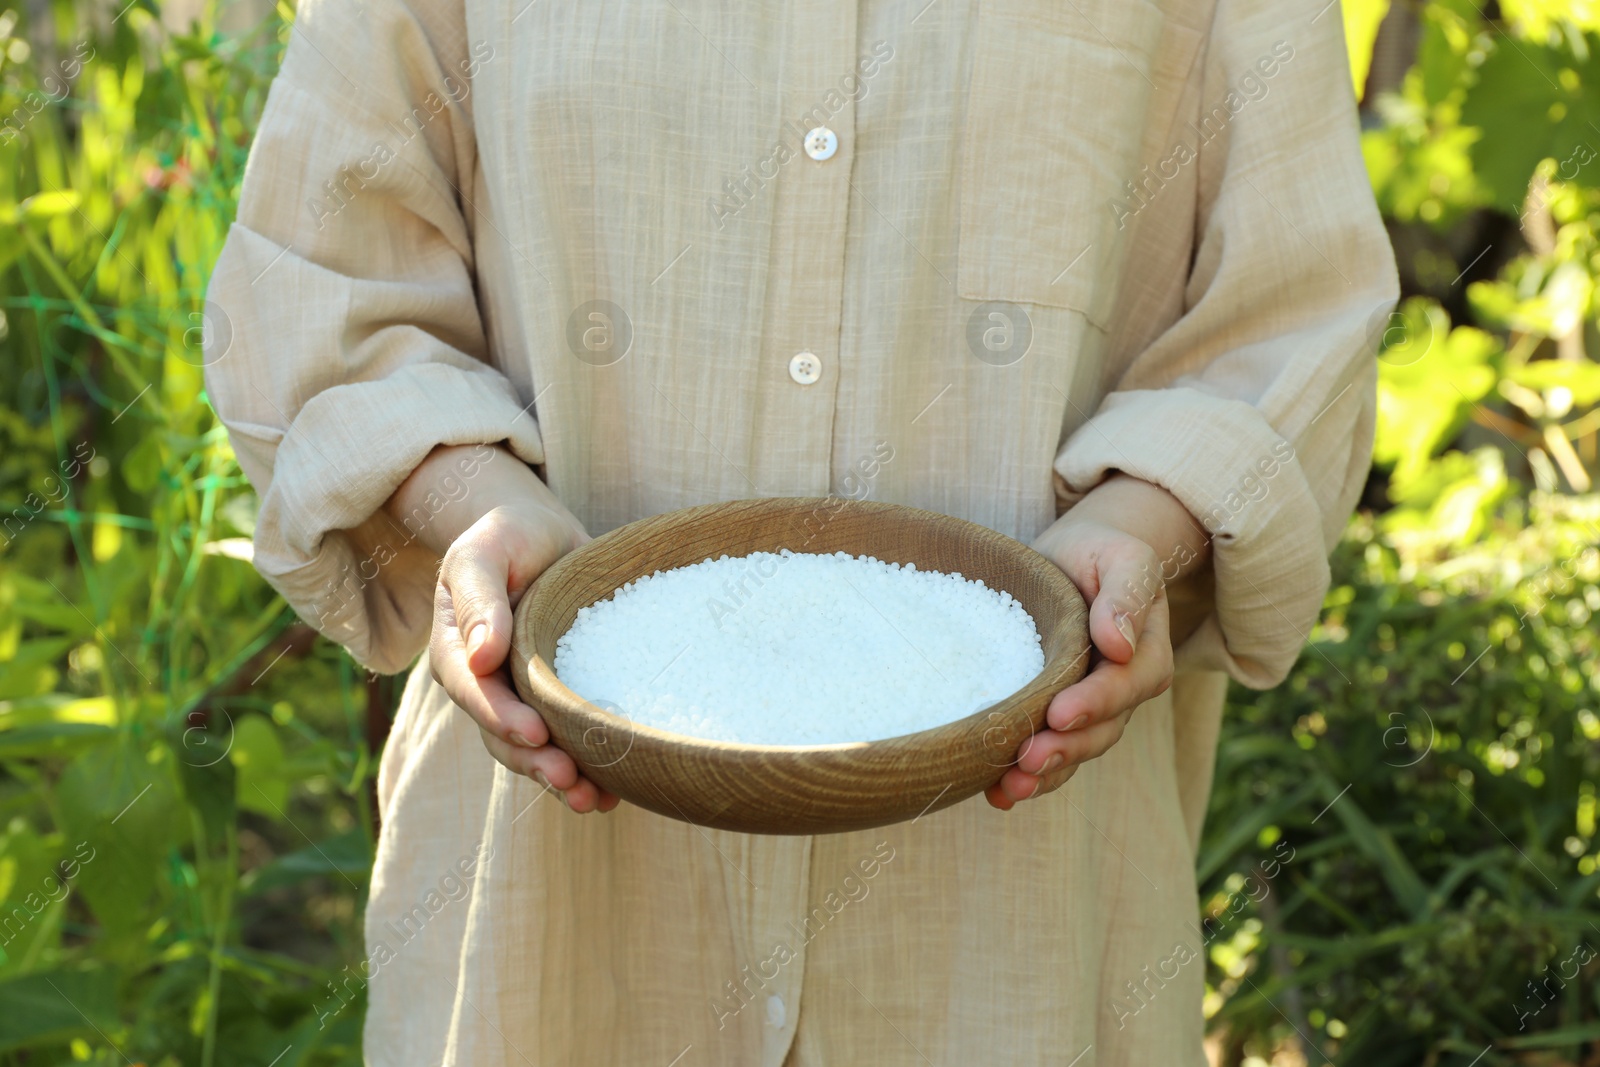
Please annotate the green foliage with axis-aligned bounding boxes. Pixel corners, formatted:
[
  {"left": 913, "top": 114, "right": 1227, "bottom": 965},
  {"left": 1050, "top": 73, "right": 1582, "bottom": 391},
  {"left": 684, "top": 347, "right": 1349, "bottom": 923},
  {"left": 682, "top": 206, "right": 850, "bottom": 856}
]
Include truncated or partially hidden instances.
[
  {"left": 1204, "top": 496, "right": 1600, "bottom": 1064},
  {"left": 1345, "top": 0, "right": 1393, "bottom": 102},
  {"left": 1373, "top": 298, "right": 1501, "bottom": 490},
  {"left": 1362, "top": 1, "right": 1489, "bottom": 228},
  {"left": 0, "top": 1, "right": 377, "bottom": 1063},
  {"left": 1461, "top": 33, "right": 1600, "bottom": 213}
]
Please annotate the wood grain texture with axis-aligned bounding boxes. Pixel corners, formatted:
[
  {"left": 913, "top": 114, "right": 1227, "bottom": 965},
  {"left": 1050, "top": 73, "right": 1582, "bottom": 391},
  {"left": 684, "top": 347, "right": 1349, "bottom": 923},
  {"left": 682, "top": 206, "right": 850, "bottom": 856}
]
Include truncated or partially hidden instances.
[{"left": 511, "top": 497, "right": 1089, "bottom": 835}]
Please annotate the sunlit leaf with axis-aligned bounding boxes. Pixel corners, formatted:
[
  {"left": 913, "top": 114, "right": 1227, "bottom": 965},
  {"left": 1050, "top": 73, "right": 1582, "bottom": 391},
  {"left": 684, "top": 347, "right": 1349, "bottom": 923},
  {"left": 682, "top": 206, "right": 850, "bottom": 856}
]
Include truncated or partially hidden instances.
[
  {"left": 1344, "top": 0, "right": 1392, "bottom": 101},
  {"left": 1460, "top": 30, "right": 1600, "bottom": 210},
  {"left": 1501, "top": 0, "right": 1600, "bottom": 43},
  {"left": 1506, "top": 358, "right": 1600, "bottom": 406},
  {"left": 18, "top": 190, "right": 81, "bottom": 220},
  {"left": 1374, "top": 300, "right": 1502, "bottom": 490}
]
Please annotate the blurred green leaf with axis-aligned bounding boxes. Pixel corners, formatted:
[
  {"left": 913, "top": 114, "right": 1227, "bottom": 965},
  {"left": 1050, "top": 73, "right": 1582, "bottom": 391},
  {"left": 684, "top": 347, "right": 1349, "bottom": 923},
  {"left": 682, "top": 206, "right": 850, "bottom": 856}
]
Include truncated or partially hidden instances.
[
  {"left": 18, "top": 190, "right": 82, "bottom": 220},
  {"left": 56, "top": 734, "right": 182, "bottom": 932},
  {"left": 1498, "top": 1021, "right": 1600, "bottom": 1048},
  {"left": 0, "top": 968, "right": 117, "bottom": 1051},
  {"left": 1323, "top": 788, "right": 1433, "bottom": 918},
  {"left": 1460, "top": 31, "right": 1600, "bottom": 210},
  {"left": 1505, "top": 358, "right": 1600, "bottom": 405},
  {"left": 0, "top": 721, "right": 117, "bottom": 759},
  {"left": 1383, "top": 447, "right": 1511, "bottom": 545},
  {"left": 0, "top": 824, "right": 68, "bottom": 972},
  {"left": 1374, "top": 299, "right": 1501, "bottom": 490},
  {"left": 120, "top": 432, "right": 163, "bottom": 493},
  {"left": 232, "top": 712, "right": 287, "bottom": 815},
  {"left": 242, "top": 827, "right": 371, "bottom": 896},
  {"left": 0, "top": 637, "right": 71, "bottom": 700},
  {"left": 169, "top": 717, "right": 238, "bottom": 845}
]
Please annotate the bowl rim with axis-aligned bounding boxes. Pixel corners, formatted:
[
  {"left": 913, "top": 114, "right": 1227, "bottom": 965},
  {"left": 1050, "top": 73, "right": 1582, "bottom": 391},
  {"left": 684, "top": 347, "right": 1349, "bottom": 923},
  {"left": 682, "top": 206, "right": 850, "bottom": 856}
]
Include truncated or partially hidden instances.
[{"left": 514, "top": 497, "right": 1087, "bottom": 758}]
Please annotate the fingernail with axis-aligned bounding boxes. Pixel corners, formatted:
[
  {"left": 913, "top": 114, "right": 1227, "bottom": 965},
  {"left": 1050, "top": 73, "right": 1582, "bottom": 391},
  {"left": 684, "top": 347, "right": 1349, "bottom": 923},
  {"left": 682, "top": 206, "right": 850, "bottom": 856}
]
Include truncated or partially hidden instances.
[
  {"left": 1041, "top": 754, "right": 1065, "bottom": 775},
  {"left": 1114, "top": 613, "right": 1137, "bottom": 654},
  {"left": 508, "top": 730, "right": 538, "bottom": 748},
  {"left": 1064, "top": 713, "right": 1088, "bottom": 732},
  {"left": 531, "top": 769, "right": 551, "bottom": 788},
  {"left": 466, "top": 622, "right": 488, "bottom": 656}
]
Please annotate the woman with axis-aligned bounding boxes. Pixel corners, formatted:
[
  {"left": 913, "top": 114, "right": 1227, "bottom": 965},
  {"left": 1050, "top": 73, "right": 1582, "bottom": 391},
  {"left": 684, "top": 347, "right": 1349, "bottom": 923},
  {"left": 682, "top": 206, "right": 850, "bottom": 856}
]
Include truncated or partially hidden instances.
[{"left": 204, "top": 0, "right": 1396, "bottom": 1060}]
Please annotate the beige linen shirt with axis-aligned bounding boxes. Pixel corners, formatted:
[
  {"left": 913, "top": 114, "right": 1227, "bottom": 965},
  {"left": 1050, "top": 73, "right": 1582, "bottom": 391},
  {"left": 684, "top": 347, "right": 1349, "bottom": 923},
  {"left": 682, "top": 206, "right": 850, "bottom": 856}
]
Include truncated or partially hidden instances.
[{"left": 204, "top": 0, "right": 1397, "bottom": 1061}]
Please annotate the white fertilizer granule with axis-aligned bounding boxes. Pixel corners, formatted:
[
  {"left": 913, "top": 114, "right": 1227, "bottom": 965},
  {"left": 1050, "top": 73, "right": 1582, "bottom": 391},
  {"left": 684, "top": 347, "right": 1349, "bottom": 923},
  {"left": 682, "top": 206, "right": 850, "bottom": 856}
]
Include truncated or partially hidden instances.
[{"left": 552, "top": 550, "right": 1045, "bottom": 745}]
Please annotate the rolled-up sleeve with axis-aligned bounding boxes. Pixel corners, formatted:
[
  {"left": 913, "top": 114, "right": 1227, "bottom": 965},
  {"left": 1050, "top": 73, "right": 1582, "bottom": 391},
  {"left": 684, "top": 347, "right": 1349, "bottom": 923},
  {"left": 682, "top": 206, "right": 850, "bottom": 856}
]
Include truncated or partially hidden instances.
[
  {"left": 203, "top": 0, "right": 540, "bottom": 673},
  {"left": 1054, "top": 0, "right": 1399, "bottom": 688}
]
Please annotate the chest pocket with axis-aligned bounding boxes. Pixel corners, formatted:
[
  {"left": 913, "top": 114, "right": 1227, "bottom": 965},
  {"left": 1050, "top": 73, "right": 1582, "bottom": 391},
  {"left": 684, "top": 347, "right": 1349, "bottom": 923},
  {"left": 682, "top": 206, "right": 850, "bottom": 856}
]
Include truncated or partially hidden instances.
[{"left": 957, "top": 0, "right": 1205, "bottom": 331}]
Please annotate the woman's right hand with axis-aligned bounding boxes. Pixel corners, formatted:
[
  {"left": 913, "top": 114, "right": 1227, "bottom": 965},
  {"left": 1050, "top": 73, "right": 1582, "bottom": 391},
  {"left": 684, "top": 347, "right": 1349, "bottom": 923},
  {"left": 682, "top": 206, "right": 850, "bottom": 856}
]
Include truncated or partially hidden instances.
[
  {"left": 429, "top": 500, "right": 619, "bottom": 812},
  {"left": 387, "top": 443, "right": 619, "bottom": 814}
]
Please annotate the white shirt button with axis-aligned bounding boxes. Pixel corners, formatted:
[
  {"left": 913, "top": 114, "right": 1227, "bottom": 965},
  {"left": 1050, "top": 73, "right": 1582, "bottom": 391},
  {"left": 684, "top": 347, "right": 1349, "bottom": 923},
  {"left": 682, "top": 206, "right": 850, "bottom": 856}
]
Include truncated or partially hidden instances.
[
  {"left": 804, "top": 126, "right": 837, "bottom": 161},
  {"left": 788, "top": 351, "right": 821, "bottom": 385},
  {"left": 765, "top": 994, "right": 786, "bottom": 1028}
]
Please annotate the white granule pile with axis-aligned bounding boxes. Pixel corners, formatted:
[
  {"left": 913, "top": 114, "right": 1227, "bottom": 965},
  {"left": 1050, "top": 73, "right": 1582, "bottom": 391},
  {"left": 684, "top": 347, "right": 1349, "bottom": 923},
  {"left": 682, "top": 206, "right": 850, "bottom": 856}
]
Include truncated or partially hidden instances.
[{"left": 552, "top": 550, "right": 1044, "bottom": 745}]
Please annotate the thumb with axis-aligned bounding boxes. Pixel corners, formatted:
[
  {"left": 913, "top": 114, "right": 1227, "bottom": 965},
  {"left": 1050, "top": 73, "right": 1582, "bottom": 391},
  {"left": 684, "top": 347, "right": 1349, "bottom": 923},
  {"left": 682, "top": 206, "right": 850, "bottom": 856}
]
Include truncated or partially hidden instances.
[
  {"left": 441, "top": 533, "right": 516, "bottom": 677},
  {"left": 1089, "top": 543, "right": 1161, "bottom": 665}
]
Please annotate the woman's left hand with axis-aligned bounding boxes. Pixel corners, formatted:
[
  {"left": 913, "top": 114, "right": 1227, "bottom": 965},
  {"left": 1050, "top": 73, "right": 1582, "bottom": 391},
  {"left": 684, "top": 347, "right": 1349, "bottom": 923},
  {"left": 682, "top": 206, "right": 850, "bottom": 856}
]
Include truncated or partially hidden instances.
[{"left": 986, "top": 476, "right": 1207, "bottom": 810}]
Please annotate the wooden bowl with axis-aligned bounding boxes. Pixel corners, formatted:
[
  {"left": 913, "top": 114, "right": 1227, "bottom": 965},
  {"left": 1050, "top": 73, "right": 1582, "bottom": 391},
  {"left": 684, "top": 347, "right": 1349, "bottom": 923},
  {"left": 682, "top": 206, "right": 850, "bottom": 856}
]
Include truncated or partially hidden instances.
[{"left": 511, "top": 497, "right": 1089, "bottom": 835}]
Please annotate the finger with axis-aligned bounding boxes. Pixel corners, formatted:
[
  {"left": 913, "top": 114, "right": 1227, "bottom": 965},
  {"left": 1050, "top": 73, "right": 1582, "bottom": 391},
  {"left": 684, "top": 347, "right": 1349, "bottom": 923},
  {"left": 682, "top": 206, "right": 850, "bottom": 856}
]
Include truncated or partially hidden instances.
[
  {"left": 559, "top": 780, "right": 621, "bottom": 813},
  {"left": 1013, "top": 712, "right": 1133, "bottom": 779},
  {"left": 1087, "top": 541, "right": 1162, "bottom": 665},
  {"left": 1045, "top": 600, "right": 1172, "bottom": 733},
  {"left": 549, "top": 777, "right": 621, "bottom": 814},
  {"left": 479, "top": 728, "right": 622, "bottom": 814},
  {"left": 1042, "top": 659, "right": 1147, "bottom": 735},
  {"left": 434, "top": 621, "right": 551, "bottom": 747},
  {"left": 998, "top": 716, "right": 1126, "bottom": 799},
  {"left": 479, "top": 725, "right": 578, "bottom": 787},
  {"left": 440, "top": 537, "right": 517, "bottom": 676},
  {"left": 984, "top": 781, "right": 1016, "bottom": 811},
  {"left": 480, "top": 729, "right": 614, "bottom": 815},
  {"left": 550, "top": 775, "right": 605, "bottom": 814},
  {"left": 1030, "top": 760, "right": 1081, "bottom": 798},
  {"left": 994, "top": 757, "right": 1083, "bottom": 805}
]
